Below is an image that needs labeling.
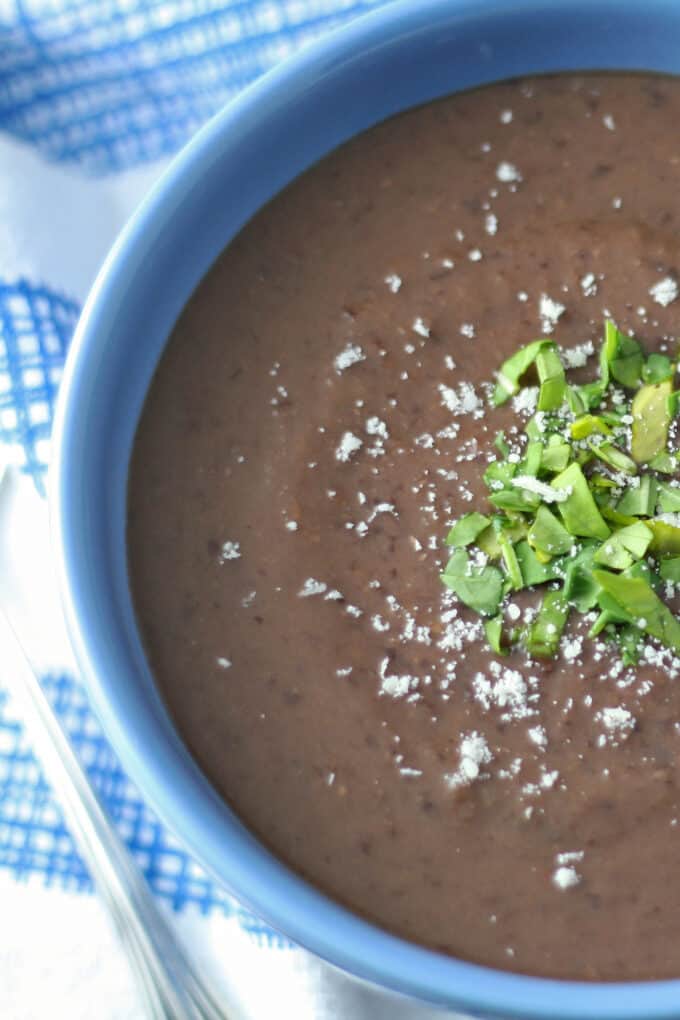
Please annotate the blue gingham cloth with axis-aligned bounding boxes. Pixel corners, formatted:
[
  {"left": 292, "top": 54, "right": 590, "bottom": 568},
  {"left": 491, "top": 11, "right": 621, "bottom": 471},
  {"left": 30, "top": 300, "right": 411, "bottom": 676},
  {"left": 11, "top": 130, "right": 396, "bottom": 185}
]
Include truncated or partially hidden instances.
[{"left": 0, "top": 3, "right": 404, "bottom": 1014}]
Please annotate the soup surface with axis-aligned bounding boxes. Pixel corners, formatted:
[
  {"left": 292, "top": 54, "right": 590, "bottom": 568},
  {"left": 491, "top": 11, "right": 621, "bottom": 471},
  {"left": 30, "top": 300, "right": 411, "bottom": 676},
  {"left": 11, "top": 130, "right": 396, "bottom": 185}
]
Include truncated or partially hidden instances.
[{"left": 128, "top": 74, "right": 680, "bottom": 980}]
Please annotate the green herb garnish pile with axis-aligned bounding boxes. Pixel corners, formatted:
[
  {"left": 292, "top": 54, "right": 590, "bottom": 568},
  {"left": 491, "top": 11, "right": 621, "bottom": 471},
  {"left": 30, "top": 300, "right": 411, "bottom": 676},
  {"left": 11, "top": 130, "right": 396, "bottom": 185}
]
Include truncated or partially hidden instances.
[{"left": 441, "top": 320, "right": 680, "bottom": 663}]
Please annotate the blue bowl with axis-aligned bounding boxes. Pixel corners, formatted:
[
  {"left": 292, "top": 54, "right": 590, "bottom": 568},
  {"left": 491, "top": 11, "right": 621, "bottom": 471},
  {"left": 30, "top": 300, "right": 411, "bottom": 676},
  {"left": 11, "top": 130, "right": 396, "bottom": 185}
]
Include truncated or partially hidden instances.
[{"left": 51, "top": 0, "right": 680, "bottom": 1015}]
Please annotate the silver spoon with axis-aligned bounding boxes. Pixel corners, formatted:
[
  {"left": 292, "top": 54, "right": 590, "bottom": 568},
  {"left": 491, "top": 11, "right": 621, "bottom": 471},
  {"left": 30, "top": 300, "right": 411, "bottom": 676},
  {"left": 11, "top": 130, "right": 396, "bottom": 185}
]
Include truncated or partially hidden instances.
[{"left": 0, "top": 582, "right": 232, "bottom": 1019}]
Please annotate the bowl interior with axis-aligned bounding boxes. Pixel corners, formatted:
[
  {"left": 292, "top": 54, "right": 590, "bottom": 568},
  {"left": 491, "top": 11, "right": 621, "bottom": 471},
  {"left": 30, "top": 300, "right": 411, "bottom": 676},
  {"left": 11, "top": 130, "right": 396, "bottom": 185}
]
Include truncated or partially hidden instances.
[{"left": 52, "top": 0, "right": 680, "bottom": 1016}]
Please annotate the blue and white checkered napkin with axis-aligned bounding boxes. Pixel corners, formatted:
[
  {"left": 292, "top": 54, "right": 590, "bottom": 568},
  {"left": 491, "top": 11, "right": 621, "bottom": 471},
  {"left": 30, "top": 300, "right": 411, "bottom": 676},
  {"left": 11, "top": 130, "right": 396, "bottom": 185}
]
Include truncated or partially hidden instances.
[{"left": 0, "top": 4, "right": 445, "bottom": 1019}]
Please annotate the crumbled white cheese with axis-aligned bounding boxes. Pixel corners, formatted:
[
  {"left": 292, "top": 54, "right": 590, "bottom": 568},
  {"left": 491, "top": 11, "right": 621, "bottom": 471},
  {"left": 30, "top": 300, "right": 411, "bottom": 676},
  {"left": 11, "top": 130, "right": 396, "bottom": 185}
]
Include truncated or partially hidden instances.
[
  {"left": 496, "top": 161, "right": 522, "bottom": 183},
  {"left": 554, "top": 858, "right": 583, "bottom": 878},
  {"left": 460, "top": 322, "right": 475, "bottom": 339},
  {"left": 657, "top": 512, "right": 680, "bottom": 527},
  {"left": 412, "top": 317, "right": 430, "bottom": 338},
  {"left": 378, "top": 657, "right": 414, "bottom": 698},
  {"left": 603, "top": 113, "right": 616, "bottom": 130},
  {"left": 580, "top": 273, "right": 597, "bottom": 297},
  {"left": 512, "top": 386, "right": 538, "bottom": 416},
  {"left": 539, "top": 293, "right": 566, "bottom": 333},
  {"left": 298, "top": 578, "right": 327, "bottom": 597},
  {"left": 561, "top": 636, "right": 583, "bottom": 662},
  {"left": 444, "top": 732, "right": 493, "bottom": 789},
  {"left": 468, "top": 248, "right": 483, "bottom": 262},
  {"left": 335, "top": 431, "right": 363, "bottom": 462},
  {"left": 500, "top": 109, "right": 513, "bottom": 124},
  {"left": 438, "top": 381, "right": 483, "bottom": 418},
  {"left": 220, "top": 541, "right": 241, "bottom": 562},
  {"left": 561, "top": 341, "right": 594, "bottom": 368},
  {"left": 384, "top": 273, "right": 402, "bottom": 293},
  {"left": 596, "top": 706, "right": 635, "bottom": 745},
  {"left": 649, "top": 276, "right": 678, "bottom": 308},
  {"left": 334, "top": 343, "right": 366, "bottom": 373},
  {"left": 216, "top": 657, "right": 232, "bottom": 669},
  {"left": 366, "top": 417, "right": 389, "bottom": 440},
  {"left": 511, "top": 475, "right": 570, "bottom": 503},
  {"left": 473, "top": 666, "right": 533, "bottom": 722},
  {"left": 484, "top": 213, "right": 498, "bottom": 236},
  {"left": 285, "top": 520, "right": 298, "bottom": 531},
  {"left": 553, "top": 865, "right": 580, "bottom": 890},
  {"left": 528, "top": 725, "right": 547, "bottom": 749}
]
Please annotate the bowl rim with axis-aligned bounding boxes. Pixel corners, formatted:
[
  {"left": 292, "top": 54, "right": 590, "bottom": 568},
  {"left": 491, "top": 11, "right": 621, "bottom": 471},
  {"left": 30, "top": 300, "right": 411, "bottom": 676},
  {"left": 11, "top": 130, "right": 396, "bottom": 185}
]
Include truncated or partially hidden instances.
[{"left": 50, "top": 0, "right": 680, "bottom": 1015}]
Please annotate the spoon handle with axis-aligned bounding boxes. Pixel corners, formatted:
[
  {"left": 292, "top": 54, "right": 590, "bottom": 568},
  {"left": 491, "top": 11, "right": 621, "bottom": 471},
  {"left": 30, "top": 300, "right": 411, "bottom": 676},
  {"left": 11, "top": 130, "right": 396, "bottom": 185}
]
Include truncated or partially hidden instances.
[{"left": 0, "top": 606, "right": 230, "bottom": 1020}]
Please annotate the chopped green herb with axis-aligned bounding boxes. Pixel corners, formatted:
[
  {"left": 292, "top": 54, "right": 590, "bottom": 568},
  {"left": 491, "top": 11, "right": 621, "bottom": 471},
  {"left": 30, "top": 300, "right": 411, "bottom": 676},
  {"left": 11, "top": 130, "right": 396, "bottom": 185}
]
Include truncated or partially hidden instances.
[
  {"left": 647, "top": 519, "right": 680, "bottom": 557},
  {"left": 440, "top": 318, "right": 680, "bottom": 662},
  {"left": 593, "top": 569, "right": 680, "bottom": 653},
  {"left": 656, "top": 483, "right": 680, "bottom": 514},
  {"left": 593, "top": 521, "right": 652, "bottom": 571},
  {"left": 498, "top": 530, "right": 523, "bottom": 589},
  {"left": 642, "top": 353, "right": 674, "bottom": 384},
  {"left": 536, "top": 345, "right": 566, "bottom": 411},
  {"left": 492, "top": 339, "right": 552, "bottom": 405},
  {"left": 515, "top": 540, "right": 565, "bottom": 587},
  {"left": 606, "top": 322, "right": 644, "bottom": 389},
  {"left": 631, "top": 380, "right": 672, "bottom": 464},
  {"left": 484, "top": 616, "right": 506, "bottom": 655},
  {"left": 648, "top": 450, "right": 677, "bottom": 474},
  {"left": 540, "top": 437, "right": 571, "bottom": 473},
  {"left": 570, "top": 414, "right": 611, "bottom": 441},
  {"left": 525, "top": 589, "right": 569, "bottom": 657},
  {"left": 563, "top": 543, "right": 601, "bottom": 611},
  {"left": 551, "top": 462, "right": 610, "bottom": 541},
  {"left": 616, "top": 624, "right": 644, "bottom": 666},
  {"left": 588, "top": 440, "right": 637, "bottom": 475},
  {"left": 659, "top": 557, "right": 680, "bottom": 583},
  {"left": 617, "top": 476, "right": 657, "bottom": 517},
  {"left": 528, "top": 505, "right": 574, "bottom": 558},
  {"left": 446, "top": 512, "right": 491, "bottom": 548},
  {"left": 441, "top": 549, "right": 504, "bottom": 616},
  {"left": 494, "top": 432, "right": 510, "bottom": 458}
]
